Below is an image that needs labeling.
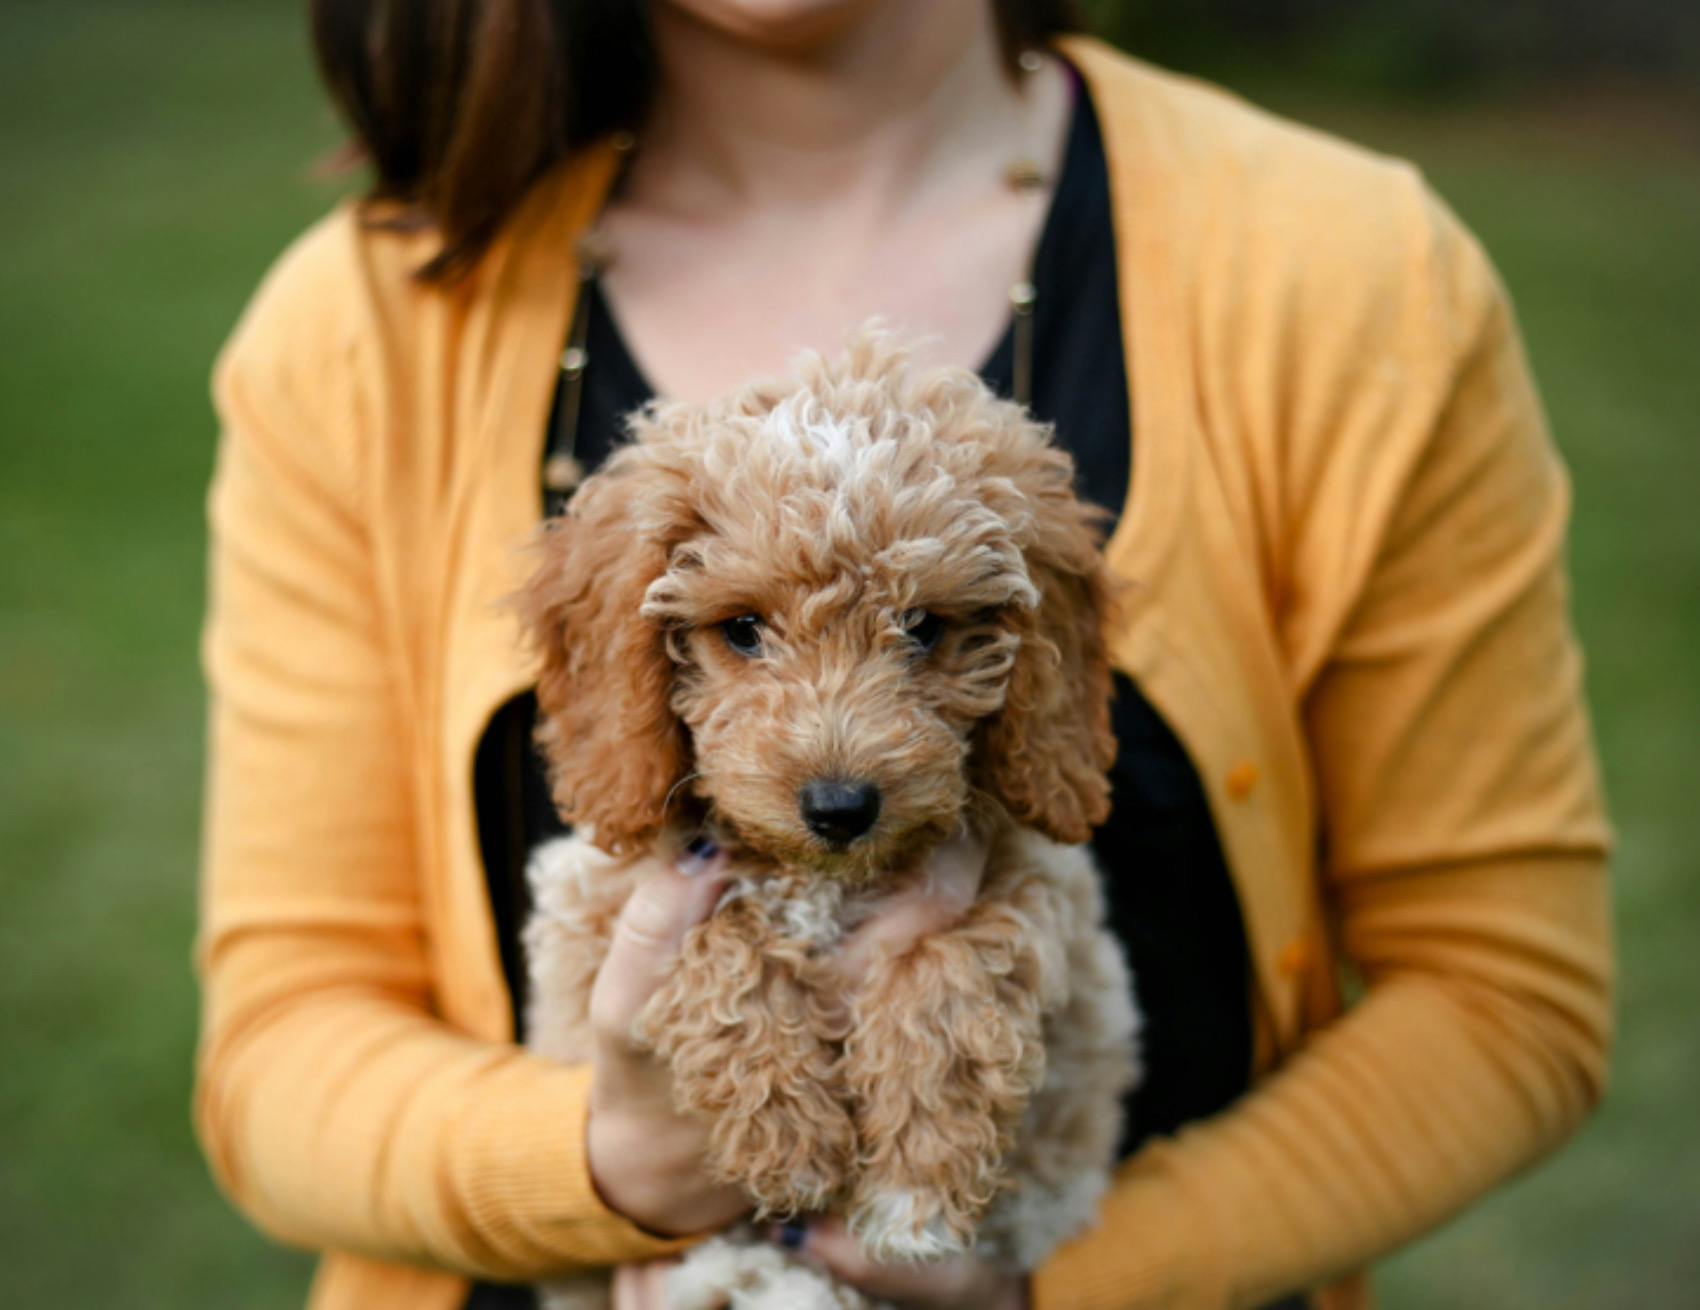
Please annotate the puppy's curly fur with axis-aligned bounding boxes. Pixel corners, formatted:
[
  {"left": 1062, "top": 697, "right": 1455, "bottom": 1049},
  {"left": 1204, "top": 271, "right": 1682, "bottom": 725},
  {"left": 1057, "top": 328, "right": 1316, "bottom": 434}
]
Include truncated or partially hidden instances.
[{"left": 518, "top": 332, "right": 1141, "bottom": 1310}]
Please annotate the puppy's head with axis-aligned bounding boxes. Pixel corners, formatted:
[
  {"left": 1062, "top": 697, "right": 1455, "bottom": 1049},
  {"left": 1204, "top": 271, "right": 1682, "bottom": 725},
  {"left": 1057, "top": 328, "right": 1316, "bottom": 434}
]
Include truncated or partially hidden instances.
[{"left": 519, "top": 332, "right": 1115, "bottom": 879}]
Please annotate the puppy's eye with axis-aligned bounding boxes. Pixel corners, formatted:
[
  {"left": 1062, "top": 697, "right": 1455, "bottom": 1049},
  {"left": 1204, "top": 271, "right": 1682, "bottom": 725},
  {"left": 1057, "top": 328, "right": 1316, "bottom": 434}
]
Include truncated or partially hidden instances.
[
  {"left": 903, "top": 610, "right": 945, "bottom": 654},
  {"left": 720, "top": 614, "right": 765, "bottom": 657}
]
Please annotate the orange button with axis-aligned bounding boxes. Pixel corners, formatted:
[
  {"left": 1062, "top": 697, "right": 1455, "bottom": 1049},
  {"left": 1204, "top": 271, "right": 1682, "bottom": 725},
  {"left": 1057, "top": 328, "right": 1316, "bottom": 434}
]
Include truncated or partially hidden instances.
[
  {"left": 1277, "top": 938, "right": 1311, "bottom": 978},
  {"left": 1226, "top": 760, "right": 1259, "bottom": 799}
]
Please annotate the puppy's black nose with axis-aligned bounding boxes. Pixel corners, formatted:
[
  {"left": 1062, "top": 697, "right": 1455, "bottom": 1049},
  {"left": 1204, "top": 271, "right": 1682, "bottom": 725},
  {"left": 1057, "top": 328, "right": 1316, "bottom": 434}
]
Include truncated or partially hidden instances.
[{"left": 800, "top": 779, "right": 882, "bottom": 846}]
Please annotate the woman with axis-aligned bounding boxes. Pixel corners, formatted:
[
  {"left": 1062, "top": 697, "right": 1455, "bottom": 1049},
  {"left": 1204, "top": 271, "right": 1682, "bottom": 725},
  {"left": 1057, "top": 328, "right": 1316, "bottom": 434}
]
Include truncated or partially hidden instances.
[{"left": 193, "top": 2, "right": 1614, "bottom": 1309}]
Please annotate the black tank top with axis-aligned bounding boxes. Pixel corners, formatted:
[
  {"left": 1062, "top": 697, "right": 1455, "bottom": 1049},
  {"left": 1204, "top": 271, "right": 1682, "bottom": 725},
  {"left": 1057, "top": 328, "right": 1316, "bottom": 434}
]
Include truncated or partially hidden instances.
[{"left": 470, "top": 82, "right": 1278, "bottom": 1309}]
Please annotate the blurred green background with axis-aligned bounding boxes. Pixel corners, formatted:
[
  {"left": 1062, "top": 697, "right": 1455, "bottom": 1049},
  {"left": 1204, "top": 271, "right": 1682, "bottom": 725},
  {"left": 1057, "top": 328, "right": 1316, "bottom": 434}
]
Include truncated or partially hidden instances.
[{"left": 1, "top": 1, "right": 1696, "bottom": 1306}]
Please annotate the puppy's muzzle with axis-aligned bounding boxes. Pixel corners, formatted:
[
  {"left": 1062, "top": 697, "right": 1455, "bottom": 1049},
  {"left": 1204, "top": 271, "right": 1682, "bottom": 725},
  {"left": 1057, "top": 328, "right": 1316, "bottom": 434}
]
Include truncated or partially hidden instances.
[{"left": 799, "top": 779, "right": 882, "bottom": 847}]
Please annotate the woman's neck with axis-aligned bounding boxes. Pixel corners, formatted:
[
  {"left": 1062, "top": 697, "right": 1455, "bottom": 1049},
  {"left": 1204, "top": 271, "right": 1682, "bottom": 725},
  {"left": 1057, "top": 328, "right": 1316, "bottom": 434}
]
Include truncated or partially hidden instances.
[
  {"left": 597, "top": 0, "right": 1070, "bottom": 402},
  {"left": 638, "top": 0, "right": 1037, "bottom": 218}
]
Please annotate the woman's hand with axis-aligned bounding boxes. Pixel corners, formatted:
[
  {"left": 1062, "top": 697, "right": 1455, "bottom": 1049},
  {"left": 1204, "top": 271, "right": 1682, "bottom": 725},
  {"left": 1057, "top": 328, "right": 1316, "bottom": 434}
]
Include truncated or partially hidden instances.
[
  {"left": 612, "top": 1224, "right": 1030, "bottom": 1310},
  {"left": 834, "top": 825, "right": 988, "bottom": 984},
  {"left": 785, "top": 1216, "right": 1030, "bottom": 1310},
  {"left": 585, "top": 839, "right": 749, "bottom": 1237}
]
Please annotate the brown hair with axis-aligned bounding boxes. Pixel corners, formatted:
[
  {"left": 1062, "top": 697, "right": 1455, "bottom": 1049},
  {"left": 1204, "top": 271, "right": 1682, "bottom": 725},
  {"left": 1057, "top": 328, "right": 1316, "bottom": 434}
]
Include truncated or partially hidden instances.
[{"left": 310, "top": 0, "right": 1089, "bottom": 279}]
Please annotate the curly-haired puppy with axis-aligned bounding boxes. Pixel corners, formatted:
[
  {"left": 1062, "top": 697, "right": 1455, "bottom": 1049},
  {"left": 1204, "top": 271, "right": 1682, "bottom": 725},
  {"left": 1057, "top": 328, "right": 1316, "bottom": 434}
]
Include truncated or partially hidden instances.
[{"left": 519, "top": 332, "right": 1141, "bottom": 1310}]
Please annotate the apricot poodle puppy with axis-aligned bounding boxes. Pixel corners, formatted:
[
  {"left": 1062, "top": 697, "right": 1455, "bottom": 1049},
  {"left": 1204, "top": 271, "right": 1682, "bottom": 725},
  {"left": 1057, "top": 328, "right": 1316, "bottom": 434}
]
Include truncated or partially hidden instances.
[{"left": 519, "top": 333, "right": 1140, "bottom": 1310}]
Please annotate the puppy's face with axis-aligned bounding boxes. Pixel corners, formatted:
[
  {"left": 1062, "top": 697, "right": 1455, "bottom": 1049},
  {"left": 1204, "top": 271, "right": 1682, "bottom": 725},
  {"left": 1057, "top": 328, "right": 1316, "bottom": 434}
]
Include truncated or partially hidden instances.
[
  {"left": 644, "top": 410, "right": 1040, "bottom": 880},
  {"left": 522, "top": 339, "right": 1114, "bottom": 871}
]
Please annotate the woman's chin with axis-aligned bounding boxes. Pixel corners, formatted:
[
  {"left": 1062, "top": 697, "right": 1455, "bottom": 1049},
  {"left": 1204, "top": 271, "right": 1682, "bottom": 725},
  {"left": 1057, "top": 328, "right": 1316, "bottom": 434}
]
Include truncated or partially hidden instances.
[{"left": 656, "top": 0, "right": 889, "bottom": 53}]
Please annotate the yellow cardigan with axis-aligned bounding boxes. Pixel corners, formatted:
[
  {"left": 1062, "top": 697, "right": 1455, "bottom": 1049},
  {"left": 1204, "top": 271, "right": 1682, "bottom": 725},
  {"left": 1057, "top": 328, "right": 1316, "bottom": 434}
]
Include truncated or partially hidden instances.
[{"left": 195, "top": 38, "right": 1613, "bottom": 1310}]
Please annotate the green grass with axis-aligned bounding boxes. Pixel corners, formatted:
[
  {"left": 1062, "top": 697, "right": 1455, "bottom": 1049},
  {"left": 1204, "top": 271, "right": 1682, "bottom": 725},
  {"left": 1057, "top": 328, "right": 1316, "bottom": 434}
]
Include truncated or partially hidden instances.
[
  {"left": 1, "top": 4, "right": 1696, "bottom": 1306},
  {"left": 0, "top": 2, "right": 332, "bottom": 1304}
]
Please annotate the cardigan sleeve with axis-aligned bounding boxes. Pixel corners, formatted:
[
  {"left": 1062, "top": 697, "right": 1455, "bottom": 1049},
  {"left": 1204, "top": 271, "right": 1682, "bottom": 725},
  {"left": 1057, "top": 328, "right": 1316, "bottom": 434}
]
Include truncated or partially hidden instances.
[
  {"left": 193, "top": 216, "right": 685, "bottom": 1279},
  {"left": 1032, "top": 189, "right": 1612, "bottom": 1308}
]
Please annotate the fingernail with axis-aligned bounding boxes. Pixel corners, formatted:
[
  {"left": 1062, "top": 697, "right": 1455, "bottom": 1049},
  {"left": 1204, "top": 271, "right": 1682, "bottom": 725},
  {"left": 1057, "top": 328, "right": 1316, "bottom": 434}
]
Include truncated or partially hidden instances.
[
  {"left": 776, "top": 1222, "right": 807, "bottom": 1251},
  {"left": 674, "top": 834, "right": 721, "bottom": 877}
]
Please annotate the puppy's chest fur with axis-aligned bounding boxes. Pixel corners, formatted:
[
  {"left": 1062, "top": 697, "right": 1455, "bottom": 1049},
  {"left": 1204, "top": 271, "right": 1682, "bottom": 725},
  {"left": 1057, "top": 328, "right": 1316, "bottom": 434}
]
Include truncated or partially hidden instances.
[{"left": 524, "top": 827, "right": 1140, "bottom": 1310}]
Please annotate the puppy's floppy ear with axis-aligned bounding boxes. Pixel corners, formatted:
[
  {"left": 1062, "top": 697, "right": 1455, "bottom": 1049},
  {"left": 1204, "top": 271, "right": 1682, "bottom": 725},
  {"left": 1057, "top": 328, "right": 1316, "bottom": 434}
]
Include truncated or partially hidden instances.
[
  {"left": 978, "top": 459, "right": 1117, "bottom": 847},
  {"left": 516, "top": 450, "right": 697, "bottom": 855}
]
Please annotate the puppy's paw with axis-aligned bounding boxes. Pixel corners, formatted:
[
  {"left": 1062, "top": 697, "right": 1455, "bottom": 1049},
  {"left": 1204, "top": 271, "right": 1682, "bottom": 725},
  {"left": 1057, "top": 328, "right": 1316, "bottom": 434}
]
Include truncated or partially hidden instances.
[
  {"left": 848, "top": 1187, "right": 972, "bottom": 1266},
  {"left": 643, "top": 896, "right": 856, "bottom": 1219}
]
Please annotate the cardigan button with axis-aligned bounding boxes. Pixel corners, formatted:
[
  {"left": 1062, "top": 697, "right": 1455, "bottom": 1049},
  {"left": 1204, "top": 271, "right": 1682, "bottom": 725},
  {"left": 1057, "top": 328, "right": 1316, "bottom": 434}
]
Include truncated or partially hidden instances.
[
  {"left": 1226, "top": 759, "right": 1259, "bottom": 799},
  {"left": 1277, "top": 938, "right": 1311, "bottom": 978}
]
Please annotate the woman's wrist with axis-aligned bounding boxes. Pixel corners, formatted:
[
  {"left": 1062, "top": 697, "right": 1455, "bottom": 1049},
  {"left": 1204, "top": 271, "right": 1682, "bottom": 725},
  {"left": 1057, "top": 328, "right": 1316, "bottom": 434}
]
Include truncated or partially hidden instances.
[
  {"left": 585, "top": 1103, "right": 676, "bottom": 1234},
  {"left": 586, "top": 1100, "right": 743, "bottom": 1237}
]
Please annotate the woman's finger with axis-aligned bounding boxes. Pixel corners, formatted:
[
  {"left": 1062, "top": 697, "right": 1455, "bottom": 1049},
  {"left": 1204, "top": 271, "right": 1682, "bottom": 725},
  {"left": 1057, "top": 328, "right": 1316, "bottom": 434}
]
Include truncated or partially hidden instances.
[
  {"left": 791, "top": 1216, "right": 991, "bottom": 1306},
  {"left": 589, "top": 838, "right": 729, "bottom": 1051},
  {"left": 611, "top": 1257, "right": 679, "bottom": 1310},
  {"left": 835, "top": 827, "right": 988, "bottom": 988},
  {"left": 916, "top": 825, "right": 991, "bottom": 906}
]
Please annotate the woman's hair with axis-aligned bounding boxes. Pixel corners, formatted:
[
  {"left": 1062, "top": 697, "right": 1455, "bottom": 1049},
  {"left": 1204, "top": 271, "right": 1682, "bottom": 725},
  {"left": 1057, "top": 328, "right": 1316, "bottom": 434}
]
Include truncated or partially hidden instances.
[{"left": 310, "top": 0, "right": 1088, "bottom": 279}]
